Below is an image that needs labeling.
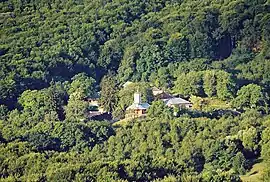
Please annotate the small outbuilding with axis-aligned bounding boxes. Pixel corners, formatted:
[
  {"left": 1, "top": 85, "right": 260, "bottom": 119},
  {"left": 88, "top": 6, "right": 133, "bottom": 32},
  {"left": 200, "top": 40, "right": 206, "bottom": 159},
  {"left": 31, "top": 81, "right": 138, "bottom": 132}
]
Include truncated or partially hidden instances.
[
  {"left": 123, "top": 81, "right": 133, "bottom": 88},
  {"left": 164, "top": 97, "right": 192, "bottom": 109},
  {"left": 152, "top": 87, "right": 164, "bottom": 96}
]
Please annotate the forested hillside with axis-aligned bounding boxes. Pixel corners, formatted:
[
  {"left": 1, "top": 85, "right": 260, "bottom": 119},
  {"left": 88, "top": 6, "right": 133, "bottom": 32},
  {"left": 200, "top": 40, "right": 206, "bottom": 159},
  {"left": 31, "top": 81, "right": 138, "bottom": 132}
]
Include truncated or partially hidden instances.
[
  {"left": 0, "top": 0, "right": 270, "bottom": 181},
  {"left": 1, "top": 0, "right": 270, "bottom": 107}
]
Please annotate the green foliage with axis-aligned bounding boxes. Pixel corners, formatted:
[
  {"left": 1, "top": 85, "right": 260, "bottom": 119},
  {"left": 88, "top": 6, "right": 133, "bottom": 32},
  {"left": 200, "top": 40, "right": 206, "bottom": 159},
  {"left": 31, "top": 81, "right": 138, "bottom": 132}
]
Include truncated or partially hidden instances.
[
  {"left": 0, "top": 0, "right": 269, "bottom": 110},
  {"left": 173, "top": 70, "right": 234, "bottom": 99},
  {"left": 0, "top": 107, "right": 268, "bottom": 181},
  {"left": 65, "top": 91, "right": 88, "bottom": 122},
  {"left": 18, "top": 90, "right": 49, "bottom": 112},
  {"left": 99, "top": 74, "right": 118, "bottom": 113},
  {"left": 203, "top": 70, "right": 217, "bottom": 97},
  {"left": 147, "top": 100, "right": 173, "bottom": 120},
  {"left": 232, "top": 152, "right": 246, "bottom": 175},
  {"left": 117, "top": 47, "right": 137, "bottom": 83},
  {"left": 190, "top": 96, "right": 209, "bottom": 111},
  {"left": 241, "top": 127, "right": 260, "bottom": 154},
  {"left": 0, "top": 0, "right": 270, "bottom": 181},
  {"left": 18, "top": 83, "right": 67, "bottom": 121},
  {"left": 237, "top": 57, "right": 270, "bottom": 86},
  {"left": 232, "top": 84, "right": 268, "bottom": 111},
  {"left": 261, "top": 118, "right": 270, "bottom": 181},
  {"left": 136, "top": 44, "right": 166, "bottom": 81},
  {"left": 165, "top": 33, "right": 191, "bottom": 62},
  {"left": 68, "top": 73, "right": 96, "bottom": 98},
  {"left": 149, "top": 67, "right": 171, "bottom": 89},
  {"left": 98, "top": 38, "right": 123, "bottom": 71},
  {"left": 173, "top": 71, "right": 203, "bottom": 97},
  {"left": 0, "top": 105, "right": 8, "bottom": 120},
  {"left": 216, "top": 71, "right": 234, "bottom": 100}
]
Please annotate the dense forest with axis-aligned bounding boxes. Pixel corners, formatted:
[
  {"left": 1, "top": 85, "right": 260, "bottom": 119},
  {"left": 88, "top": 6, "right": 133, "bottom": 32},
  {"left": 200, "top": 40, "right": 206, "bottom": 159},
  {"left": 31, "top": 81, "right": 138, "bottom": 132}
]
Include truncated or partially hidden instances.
[{"left": 0, "top": 0, "right": 270, "bottom": 181}]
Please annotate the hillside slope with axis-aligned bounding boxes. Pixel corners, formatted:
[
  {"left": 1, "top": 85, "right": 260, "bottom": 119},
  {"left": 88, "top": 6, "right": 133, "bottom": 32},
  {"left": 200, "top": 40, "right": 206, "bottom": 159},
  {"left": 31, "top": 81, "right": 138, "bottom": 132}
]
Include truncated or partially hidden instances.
[{"left": 1, "top": 0, "right": 270, "bottom": 108}]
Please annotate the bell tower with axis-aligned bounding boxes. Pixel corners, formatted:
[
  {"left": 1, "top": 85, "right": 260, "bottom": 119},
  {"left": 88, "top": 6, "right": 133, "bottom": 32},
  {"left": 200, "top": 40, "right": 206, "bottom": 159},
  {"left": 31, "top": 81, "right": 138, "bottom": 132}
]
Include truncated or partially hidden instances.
[{"left": 134, "top": 92, "right": 141, "bottom": 104}]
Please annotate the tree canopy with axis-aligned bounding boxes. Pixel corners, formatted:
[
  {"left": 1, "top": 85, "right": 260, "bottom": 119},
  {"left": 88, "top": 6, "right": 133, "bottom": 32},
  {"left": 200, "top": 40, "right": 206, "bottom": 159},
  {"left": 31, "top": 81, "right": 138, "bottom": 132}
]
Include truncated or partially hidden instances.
[{"left": 0, "top": 0, "right": 270, "bottom": 181}]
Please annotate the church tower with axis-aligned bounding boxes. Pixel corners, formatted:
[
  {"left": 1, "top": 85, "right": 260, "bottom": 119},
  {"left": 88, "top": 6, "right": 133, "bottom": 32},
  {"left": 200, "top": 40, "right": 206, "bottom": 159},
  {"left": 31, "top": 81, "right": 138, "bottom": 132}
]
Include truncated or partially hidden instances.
[
  {"left": 126, "top": 91, "right": 150, "bottom": 119},
  {"left": 134, "top": 92, "right": 141, "bottom": 104}
]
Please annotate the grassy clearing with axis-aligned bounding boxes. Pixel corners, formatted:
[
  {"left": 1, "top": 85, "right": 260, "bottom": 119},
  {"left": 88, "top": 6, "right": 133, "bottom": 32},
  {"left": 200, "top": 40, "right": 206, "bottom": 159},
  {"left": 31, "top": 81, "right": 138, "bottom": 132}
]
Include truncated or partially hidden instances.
[
  {"left": 240, "top": 161, "right": 266, "bottom": 182},
  {"left": 203, "top": 98, "right": 232, "bottom": 111},
  {"left": 191, "top": 96, "right": 232, "bottom": 112},
  {"left": 112, "top": 118, "right": 130, "bottom": 127}
]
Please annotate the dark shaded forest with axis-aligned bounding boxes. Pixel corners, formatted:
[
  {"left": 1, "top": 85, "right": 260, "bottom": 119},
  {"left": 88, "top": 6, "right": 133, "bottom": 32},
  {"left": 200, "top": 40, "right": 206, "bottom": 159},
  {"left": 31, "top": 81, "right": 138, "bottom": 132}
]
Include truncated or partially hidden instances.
[{"left": 0, "top": 0, "right": 270, "bottom": 181}]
